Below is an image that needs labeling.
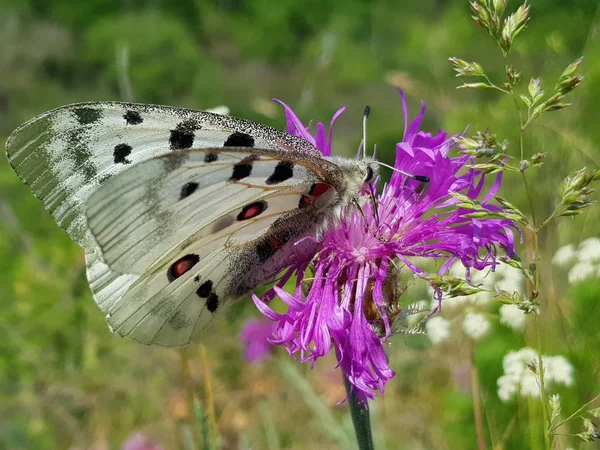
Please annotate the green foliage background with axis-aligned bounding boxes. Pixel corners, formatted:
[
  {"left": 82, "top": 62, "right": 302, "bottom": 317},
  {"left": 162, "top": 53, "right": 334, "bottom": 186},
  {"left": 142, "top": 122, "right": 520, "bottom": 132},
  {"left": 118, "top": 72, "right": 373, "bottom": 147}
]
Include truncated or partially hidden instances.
[{"left": 1, "top": 0, "right": 599, "bottom": 448}]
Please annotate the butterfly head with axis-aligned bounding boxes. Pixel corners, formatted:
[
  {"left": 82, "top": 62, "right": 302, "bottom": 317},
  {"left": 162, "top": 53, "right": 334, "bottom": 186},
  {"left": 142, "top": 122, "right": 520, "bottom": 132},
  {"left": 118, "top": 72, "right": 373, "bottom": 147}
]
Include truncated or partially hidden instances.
[{"left": 326, "top": 156, "right": 379, "bottom": 200}]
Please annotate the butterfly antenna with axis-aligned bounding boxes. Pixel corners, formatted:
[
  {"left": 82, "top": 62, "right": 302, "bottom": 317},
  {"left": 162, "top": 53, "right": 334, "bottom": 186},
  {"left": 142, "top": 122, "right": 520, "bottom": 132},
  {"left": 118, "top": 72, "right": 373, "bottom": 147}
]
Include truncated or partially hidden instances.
[
  {"left": 372, "top": 160, "right": 430, "bottom": 183},
  {"left": 362, "top": 105, "right": 370, "bottom": 159}
]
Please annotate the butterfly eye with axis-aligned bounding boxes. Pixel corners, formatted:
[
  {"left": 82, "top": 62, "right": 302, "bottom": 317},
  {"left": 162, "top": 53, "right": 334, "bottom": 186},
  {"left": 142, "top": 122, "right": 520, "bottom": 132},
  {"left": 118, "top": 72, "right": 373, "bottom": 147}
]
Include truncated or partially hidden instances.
[{"left": 364, "top": 166, "right": 374, "bottom": 183}]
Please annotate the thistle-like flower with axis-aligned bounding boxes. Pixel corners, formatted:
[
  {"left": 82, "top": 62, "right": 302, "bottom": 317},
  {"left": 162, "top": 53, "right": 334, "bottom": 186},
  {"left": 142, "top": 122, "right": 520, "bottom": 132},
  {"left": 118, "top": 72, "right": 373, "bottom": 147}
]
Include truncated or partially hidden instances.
[{"left": 253, "top": 90, "right": 518, "bottom": 404}]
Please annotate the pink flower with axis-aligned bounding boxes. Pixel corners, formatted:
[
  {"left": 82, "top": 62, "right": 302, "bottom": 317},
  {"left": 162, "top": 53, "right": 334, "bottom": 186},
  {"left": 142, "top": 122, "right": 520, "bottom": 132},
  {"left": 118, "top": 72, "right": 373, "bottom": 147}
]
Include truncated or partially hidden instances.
[
  {"left": 122, "top": 433, "right": 163, "bottom": 450},
  {"left": 253, "top": 90, "right": 517, "bottom": 404},
  {"left": 239, "top": 319, "right": 276, "bottom": 363}
]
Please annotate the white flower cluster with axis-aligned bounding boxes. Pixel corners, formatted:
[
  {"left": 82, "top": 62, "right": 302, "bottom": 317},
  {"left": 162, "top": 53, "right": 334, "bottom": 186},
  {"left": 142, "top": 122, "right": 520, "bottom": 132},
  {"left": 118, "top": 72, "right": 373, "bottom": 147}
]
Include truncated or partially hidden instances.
[
  {"left": 425, "top": 316, "right": 450, "bottom": 344},
  {"left": 499, "top": 304, "right": 527, "bottom": 331},
  {"left": 497, "top": 348, "right": 575, "bottom": 402},
  {"left": 462, "top": 312, "right": 490, "bottom": 341},
  {"left": 553, "top": 238, "right": 600, "bottom": 283}
]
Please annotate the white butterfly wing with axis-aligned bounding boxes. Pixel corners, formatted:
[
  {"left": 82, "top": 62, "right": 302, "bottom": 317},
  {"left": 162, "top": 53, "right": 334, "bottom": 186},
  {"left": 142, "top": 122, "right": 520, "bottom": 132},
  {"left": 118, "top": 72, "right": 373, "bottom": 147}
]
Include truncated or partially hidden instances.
[
  {"left": 86, "top": 148, "right": 341, "bottom": 345},
  {"left": 6, "top": 102, "right": 323, "bottom": 345},
  {"left": 6, "top": 102, "right": 320, "bottom": 247}
]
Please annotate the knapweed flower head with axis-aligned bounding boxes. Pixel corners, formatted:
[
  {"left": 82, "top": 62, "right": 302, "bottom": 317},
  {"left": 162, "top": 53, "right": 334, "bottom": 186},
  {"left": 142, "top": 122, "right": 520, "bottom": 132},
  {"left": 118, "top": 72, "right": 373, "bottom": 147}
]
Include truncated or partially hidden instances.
[{"left": 253, "top": 90, "right": 518, "bottom": 405}]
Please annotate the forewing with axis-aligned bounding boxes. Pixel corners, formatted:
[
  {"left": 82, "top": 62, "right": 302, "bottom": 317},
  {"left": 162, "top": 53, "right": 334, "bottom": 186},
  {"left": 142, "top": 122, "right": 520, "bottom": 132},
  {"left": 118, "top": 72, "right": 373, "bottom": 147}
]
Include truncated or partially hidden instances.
[{"left": 6, "top": 101, "right": 320, "bottom": 248}]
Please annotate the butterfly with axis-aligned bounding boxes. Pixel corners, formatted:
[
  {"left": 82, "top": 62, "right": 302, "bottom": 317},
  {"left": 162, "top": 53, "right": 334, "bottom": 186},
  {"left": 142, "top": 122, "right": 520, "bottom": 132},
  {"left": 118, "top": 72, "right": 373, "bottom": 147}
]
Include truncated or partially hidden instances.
[{"left": 6, "top": 102, "right": 383, "bottom": 346}]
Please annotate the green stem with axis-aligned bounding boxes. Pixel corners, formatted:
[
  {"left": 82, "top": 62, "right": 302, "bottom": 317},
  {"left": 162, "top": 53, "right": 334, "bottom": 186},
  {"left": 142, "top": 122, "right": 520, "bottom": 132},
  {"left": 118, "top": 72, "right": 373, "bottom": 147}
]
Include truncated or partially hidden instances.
[
  {"left": 343, "top": 373, "right": 374, "bottom": 450},
  {"left": 510, "top": 86, "right": 550, "bottom": 450},
  {"left": 470, "top": 344, "right": 487, "bottom": 450},
  {"left": 521, "top": 172, "right": 537, "bottom": 227},
  {"left": 483, "top": 74, "right": 511, "bottom": 94},
  {"left": 535, "top": 314, "right": 550, "bottom": 450}
]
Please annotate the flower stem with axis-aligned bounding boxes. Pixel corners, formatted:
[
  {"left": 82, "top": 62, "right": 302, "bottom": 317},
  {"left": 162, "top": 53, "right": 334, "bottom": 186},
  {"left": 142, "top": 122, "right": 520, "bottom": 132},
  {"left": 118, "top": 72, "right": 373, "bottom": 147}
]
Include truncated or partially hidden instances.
[
  {"left": 535, "top": 314, "right": 550, "bottom": 450},
  {"left": 199, "top": 345, "right": 219, "bottom": 446},
  {"left": 343, "top": 373, "right": 374, "bottom": 450},
  {"left": 470, "top": 344, "right": 487, "bottom": 450},
  {"left": 180, "top": 348, "right": 200, "bottom": 450}
]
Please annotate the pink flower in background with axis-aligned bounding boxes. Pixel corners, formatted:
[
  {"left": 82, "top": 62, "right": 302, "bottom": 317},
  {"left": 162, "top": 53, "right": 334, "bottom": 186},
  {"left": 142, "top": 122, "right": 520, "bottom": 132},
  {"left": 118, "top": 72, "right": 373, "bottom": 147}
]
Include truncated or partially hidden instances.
[
  {"left": 122, "top": 433, "right": 163, "bottom": 450},
  {"left": 239, "top": 318, "right": 276, "bottom": 363},
  {"left": 253, "top": 90, "right": 518, "bottom": 404}
]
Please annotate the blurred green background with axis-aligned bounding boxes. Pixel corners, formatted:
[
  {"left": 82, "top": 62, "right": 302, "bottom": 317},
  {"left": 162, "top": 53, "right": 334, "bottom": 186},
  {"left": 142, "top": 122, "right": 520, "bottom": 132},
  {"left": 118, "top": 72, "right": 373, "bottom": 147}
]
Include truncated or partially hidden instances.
[{"left": 1, "top": 0, "right": 600, "bottom": 449}]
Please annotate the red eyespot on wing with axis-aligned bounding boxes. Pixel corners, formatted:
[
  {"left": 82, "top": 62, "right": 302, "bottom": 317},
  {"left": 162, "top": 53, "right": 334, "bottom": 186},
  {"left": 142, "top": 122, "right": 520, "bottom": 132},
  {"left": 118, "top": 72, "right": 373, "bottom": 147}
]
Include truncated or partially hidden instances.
[
  {"left": 299, "top": 183, "right": 333, "bottom": 209},
  {"left": 237, "top": 201, "right": 268, "bottom": 221},
  {"left": 310, "top": 183, "right": 333, "bottom": 198},
  {"left": 167, "top": 254, "right": 200, "bottom": 281}
]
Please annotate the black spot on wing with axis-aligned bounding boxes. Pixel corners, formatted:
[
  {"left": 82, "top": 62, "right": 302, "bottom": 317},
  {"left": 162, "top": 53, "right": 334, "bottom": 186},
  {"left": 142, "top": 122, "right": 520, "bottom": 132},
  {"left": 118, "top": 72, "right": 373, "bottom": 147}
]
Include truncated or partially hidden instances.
[
  {"left": 206, "top": 292, "right": 219, "bottom": 313},
  {"left": 204, "top": 152, "right": 218, "bottom": 163},
  {"left": 72, "top": 107, "right": 102, "bottom": 125},
  {"left": 170, "top": 119, "right": 201, "bottom": 150},
  {"left": 124, "top": 110, "right": 143, "bottom": 125},
  {"left": 266, "top": 161, "right": 294, "bottom": 185},
  {"left": 230, "top": 155, "right": 258, "bottom": 181},
  {"left": 196, "top": 280, "right": 213, "bottom": 298},
  {"left": 113, "top": 143, "right": 132, "bottom": 164},
  {"left": 224, "top": 132, "right": 254, "bottom": 147},
  {"left": 180, "top": 182, "right": 199, "bottom": 200}
]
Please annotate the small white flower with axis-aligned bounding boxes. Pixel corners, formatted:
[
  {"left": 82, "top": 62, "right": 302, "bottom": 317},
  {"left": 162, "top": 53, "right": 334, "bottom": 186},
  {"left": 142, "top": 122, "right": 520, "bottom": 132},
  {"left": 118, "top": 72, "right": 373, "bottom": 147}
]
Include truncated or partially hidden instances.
[
  {"left": 442, "top": 295, "right": 469, "bottom": 309},
  {"left": 497, "top": 348, "right": 575, "bottom": 402},
  {"left": 426, "top": 316, "right": 450, "bottom": 344},
  {"left": 577, "top": 237, "right": 600, "bottom": 263},
  {"left": 497, "top": 373, "right": 519, "bottom": 402},
  {"left": 567, "top": 262, "right": 596, "bottom": 283},
  {"left": 552, "top": 244, "right": 577, "bottom": 267},
  {"left": 519, "top": 371, "right": 541, "bottom": 397},
  {"left": 494, "top": 267, "right": 524, "bottom": 293},
  {"left": 503, "top": 347, "right": 537, "bottom": 375},
  {"left": 543, "top": 355, "right": 574, "bottom": 387},
  {"left": 499, "top": 304, "right": 527, "bottom": 331},
  {"left": 462, "top": 312, "right": 490, "bottom": 341}
]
